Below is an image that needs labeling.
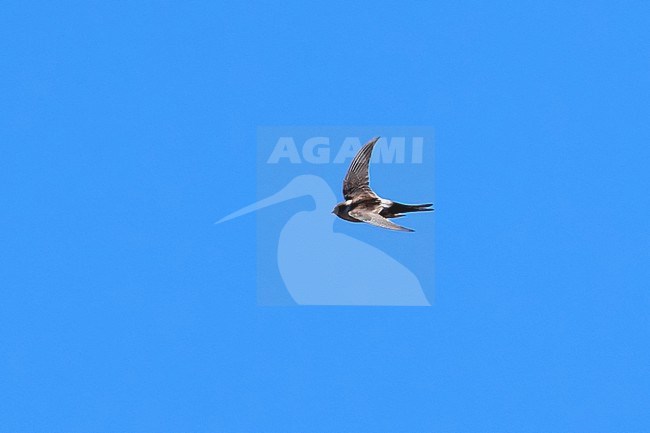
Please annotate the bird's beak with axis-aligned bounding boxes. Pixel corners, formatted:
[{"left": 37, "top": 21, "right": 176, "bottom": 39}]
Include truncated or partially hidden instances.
[{"left": 216, "top": 183, "right": 300, "bottom": 224}]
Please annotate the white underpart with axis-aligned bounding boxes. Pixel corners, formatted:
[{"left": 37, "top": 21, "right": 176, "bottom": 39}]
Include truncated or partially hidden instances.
[{"left": 380, "top": 198, "right": 393, "bottom": 208}]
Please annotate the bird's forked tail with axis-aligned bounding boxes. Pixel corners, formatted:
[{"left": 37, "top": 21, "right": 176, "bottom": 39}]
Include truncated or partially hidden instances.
[{"left": 391, "top": 202, "right": 434, "bottom": 214}]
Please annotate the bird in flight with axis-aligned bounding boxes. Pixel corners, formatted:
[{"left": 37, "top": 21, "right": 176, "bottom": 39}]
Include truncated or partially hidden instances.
[{"left": 332, "top": 137, "right": 433, "bottom": 232}]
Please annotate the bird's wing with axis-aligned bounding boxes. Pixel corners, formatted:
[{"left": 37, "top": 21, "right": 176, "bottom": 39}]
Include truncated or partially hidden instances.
[
  {"left": 350, "top": 207, "right": 414, "bottom": 232},
  {"left": 343, "top": 137, "right": 380, "bottom": 200}
]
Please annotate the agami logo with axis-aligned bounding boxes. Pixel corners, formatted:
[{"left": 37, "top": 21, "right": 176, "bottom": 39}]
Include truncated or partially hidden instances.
[
  {"left": 267, "top": 136, "right": 425, "bottom": 164},
  {"left": 218, "top": 127, "right": 435, "bottom": 306}
]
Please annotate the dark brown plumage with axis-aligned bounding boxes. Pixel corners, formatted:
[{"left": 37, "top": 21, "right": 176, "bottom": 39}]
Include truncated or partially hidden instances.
[{"left": 332, "top": 137, "right": 433, "bottom": 232}]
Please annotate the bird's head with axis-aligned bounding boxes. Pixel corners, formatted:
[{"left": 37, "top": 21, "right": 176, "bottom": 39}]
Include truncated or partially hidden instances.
[{"left": 331, "top": 201, "right": 350, "bottom": 217}]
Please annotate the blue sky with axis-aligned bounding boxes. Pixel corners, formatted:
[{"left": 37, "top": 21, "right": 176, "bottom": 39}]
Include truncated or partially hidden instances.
[{"left": 1, "top": 1, "right": 649, "bottom": 432}]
